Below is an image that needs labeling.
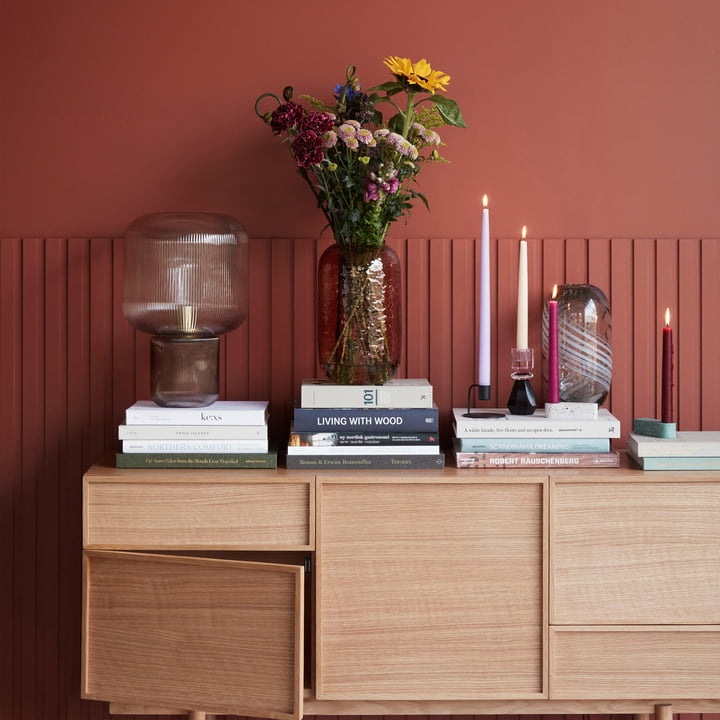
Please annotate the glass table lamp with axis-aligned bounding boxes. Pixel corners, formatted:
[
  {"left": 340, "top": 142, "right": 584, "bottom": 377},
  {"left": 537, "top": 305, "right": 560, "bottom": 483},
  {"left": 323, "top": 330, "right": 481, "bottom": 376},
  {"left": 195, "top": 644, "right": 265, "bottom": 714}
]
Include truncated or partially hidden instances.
[{"left": 123, "top": 212, "right": 248, "bottom": 407}]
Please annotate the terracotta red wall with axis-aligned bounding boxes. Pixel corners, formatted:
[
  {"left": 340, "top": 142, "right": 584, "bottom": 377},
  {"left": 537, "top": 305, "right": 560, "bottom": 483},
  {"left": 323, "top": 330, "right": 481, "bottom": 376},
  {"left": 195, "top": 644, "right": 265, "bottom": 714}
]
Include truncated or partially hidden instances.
[{"left": 2, "top": 1, "right": 720, "bottom": 720}]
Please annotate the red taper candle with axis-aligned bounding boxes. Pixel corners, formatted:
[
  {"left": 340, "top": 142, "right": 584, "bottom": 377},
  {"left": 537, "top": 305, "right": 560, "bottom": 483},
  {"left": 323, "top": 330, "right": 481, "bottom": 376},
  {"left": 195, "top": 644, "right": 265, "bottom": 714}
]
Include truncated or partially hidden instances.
[
  {"left": 548, "top": 285, "right": 560, "bottom": 403},
  {"left": 661, "top": 308, "right": 673, "bottom": 423}
]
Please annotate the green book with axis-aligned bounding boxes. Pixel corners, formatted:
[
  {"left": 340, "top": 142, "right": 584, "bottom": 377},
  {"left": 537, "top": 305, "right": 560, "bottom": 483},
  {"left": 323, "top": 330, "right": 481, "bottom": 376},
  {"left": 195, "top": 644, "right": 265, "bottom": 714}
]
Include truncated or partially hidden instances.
[
  {"left": 115, "top": 451, "right": 277, "bottom": 469},
  {"left": 626, "top": 450, "right": 720, "bottom": 470}
]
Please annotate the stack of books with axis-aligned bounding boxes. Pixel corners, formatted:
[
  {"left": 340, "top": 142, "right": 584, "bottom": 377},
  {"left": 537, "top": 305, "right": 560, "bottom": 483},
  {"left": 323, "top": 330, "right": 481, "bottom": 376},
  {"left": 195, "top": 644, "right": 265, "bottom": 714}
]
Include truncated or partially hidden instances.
[
  {"left": 451, "top": 406, "right": 622, "bottom": 468},
  {"left": 286, "top": 379, "right": 445, "bottom": 469},
  {"left": 115, "top": 400, "right": 277, "bottom": 468},
  {"left": 627, "top": 430, "right": 720, "bottom": 470}
]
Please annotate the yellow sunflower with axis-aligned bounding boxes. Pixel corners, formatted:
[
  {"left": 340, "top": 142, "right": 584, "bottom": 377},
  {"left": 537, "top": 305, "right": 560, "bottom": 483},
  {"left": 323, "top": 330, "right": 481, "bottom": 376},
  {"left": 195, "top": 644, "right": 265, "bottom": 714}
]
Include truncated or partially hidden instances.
[{"left": 383, "top": 56, "right": 451, "bottom": 94}]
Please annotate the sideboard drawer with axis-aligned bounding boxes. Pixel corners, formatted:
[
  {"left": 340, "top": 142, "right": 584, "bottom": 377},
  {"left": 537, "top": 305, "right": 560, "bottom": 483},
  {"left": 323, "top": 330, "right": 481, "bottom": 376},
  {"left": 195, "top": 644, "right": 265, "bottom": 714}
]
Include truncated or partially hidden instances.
[
  {"left": 84, "top": 474, "right": 314, "bottom": 550},
  {"left": 550, "top": 626, "right": 720, "bottom": 699}
]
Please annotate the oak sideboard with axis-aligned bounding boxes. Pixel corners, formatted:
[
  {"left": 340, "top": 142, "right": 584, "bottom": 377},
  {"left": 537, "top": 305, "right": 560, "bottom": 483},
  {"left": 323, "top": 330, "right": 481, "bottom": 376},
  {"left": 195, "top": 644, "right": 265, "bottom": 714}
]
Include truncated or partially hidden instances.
[{"left": 81, "top": 459, "right": 720, "bottom": 719}]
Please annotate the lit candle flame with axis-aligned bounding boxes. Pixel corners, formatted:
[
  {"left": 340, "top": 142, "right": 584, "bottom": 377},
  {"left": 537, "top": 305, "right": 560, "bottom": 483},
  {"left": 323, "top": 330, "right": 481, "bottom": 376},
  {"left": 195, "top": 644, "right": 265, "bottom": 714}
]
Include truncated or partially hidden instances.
[
  {"left": 552, "top": 284, "right": 558, "bottom": 300},
  {"left": 665, "top": 307, "right": 671, "bottom": 327},
  {"left": 482, "top": 194, "right": 488, "bottom": 209},
  {"left": 521, "top": 225, "right": 527, "bottom": 240}
]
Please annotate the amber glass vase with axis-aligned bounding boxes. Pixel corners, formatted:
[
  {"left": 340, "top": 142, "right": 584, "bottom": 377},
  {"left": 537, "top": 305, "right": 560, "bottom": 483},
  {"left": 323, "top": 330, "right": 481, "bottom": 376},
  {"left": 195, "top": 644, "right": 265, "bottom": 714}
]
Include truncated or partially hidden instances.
[{"left": 317, "top": 243, "right": 402, "bottom": 385}]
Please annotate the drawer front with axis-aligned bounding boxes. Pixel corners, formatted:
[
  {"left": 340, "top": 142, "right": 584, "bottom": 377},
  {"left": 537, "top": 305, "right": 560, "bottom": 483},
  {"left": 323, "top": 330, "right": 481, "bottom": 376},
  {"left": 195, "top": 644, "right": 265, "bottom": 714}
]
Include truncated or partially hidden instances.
[
  {"left": 550, "top": 626, "right": 720, "bottom": 699},
  {"left": 84, "top": 479, "right": 313, "bottom": 549},
  {"left": 551, "top": 480, "right": 720, "bottom": 624}
]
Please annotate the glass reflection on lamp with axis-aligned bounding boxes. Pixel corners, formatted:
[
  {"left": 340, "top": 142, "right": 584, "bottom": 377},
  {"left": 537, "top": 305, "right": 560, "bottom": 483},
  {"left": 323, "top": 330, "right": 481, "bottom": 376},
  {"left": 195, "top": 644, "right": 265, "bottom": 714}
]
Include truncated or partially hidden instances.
[{"left": 123, "top": 212, "right": 248, "bottom": 407}]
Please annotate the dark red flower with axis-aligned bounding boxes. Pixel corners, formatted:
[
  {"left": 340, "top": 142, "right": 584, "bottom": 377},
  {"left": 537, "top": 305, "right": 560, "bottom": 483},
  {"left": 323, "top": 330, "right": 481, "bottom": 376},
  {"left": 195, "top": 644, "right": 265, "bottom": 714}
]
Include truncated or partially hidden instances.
[
  {"left": 270, "top": 101, "right": 305, "bottom": 134},
  {"left": 291, "top": 130, "right": 324, "bottom": 167},
  {"left": 298, "top": 111, "right": 334, "bottom": 135}
]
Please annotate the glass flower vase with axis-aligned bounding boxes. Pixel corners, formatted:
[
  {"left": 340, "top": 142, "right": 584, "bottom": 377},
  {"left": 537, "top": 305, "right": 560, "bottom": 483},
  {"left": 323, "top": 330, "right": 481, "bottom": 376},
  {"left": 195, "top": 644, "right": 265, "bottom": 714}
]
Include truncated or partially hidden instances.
[
  {"left": 317, "top": 243, "right": 402, "bottom": 385},
  {"left": 541, "top": 284, "right": 612, "bottom": 404}
]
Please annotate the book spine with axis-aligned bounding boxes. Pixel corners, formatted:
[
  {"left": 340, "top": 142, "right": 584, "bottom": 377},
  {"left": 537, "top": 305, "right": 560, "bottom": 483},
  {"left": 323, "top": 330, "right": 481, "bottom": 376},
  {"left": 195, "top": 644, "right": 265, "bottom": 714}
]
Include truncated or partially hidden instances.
[
  {"left": 300, "top": 382, "right": 432, "bottom": 408},
  {"left": 293, "top": 407, "right": 439, "bottom": 433},
  {"left": 122, "top": 439, "right": 269, "bottom": 454},
  {"left": 627, "top": 452, "right": 720, "bottom": 470},
  {"left": 118, "top": 424, "right": 268, "bottom": 440},
  {"left": 453, "top": 451, "right": 620, "bottom": 468},
  {"left": 455, "top": 437, "right": 610, "bottom": 453},
  {"left": 115, "top": 452, "right": 278, "bottom": 469},
  {"left": 287, "top": 445, "right": 439, "bottom": 456},
  {"left": 285, "top": 453, "right": 445, "bottom": 469},
  {"left": 288, "top": 431, "right": 439, "bottom": 446}
]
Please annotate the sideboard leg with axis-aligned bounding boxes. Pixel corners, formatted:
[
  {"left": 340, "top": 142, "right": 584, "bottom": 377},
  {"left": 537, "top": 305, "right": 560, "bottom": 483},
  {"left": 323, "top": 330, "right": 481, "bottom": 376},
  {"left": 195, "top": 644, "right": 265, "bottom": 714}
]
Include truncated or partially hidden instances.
[
  {"left": 655, "top": 703, "right": 673, "bottom": 720},
  {"left": 188, "top": 712, "right": 214, "bottom": 720}
]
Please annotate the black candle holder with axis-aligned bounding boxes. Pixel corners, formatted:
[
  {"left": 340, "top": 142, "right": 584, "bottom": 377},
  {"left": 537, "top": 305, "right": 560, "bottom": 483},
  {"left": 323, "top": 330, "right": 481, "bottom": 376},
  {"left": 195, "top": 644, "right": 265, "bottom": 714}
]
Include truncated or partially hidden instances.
[
  {"left": 463, "top": 384, "right": 504, "bottom": 418},
  {"left": 507, "top": 348, "right": 536, "bottom": 415}
]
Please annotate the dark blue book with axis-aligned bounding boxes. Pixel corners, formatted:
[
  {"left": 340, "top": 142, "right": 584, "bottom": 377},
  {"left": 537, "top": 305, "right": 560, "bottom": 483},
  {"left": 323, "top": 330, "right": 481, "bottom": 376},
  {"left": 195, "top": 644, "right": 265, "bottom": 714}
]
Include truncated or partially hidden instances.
[
  {"left": 292, "top": 405, "right": 439, "bottom": 433},
  {"left": 285, "top": 452, "right": 445, "bottom": 469}
]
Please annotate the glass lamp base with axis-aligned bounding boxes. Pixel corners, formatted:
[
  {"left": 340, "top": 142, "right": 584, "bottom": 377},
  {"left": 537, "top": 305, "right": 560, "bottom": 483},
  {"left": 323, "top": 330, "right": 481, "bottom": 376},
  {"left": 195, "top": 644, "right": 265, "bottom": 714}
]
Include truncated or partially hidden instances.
[{"left": 150, "top": 335, "right": 219, "bottom": 407}]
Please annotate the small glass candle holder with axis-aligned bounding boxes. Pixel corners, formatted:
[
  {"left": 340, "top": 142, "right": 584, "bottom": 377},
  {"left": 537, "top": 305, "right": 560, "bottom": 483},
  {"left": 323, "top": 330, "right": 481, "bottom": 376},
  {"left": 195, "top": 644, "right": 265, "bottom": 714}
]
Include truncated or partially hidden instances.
[{"left": 507, "top": 347, "right": 537, "bottom": 415}]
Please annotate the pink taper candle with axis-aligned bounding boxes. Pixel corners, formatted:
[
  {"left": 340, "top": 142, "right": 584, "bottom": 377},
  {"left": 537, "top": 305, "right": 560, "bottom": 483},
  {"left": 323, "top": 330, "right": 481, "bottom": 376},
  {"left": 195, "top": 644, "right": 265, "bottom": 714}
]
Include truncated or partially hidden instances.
[
  {"left": 479, "top": 194, "right": 490, "bottom": 388},
  {"left": 548, "top": 285, "right": 560, "bottom": 403},
  {"left": 661, "top": 308, "right": 673, "bottom": 423}
]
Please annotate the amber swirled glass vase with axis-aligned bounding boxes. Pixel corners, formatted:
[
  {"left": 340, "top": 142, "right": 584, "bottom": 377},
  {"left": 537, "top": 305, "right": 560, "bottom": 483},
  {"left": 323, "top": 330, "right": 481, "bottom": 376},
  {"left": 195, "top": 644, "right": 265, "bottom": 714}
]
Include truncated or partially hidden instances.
[{"left": 317, "top": 243, "right": 402, "bottom": 385}]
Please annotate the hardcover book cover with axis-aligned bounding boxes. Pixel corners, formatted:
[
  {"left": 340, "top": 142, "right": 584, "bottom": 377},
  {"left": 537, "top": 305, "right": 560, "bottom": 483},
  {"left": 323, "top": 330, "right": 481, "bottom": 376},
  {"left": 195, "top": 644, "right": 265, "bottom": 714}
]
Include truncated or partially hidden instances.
[
  {"left": 299, "top": 378, "right": 433, "bottom": 408},
  {"left": 627, "top": 431, "right": 720, "bottom": 457},
  {"left": 452, "top": 407, "right": 621, "bottom": 438},
  {"left": 125, "top": 400, "right": 269, "bottom": 426},
  {"left": 293, "top": 406, "right": 439, "bottom": 433},
  {"left": 285, "top": 452, "right": 445, "bottom": 469},
  {"left": 454, "top": 450, "right": 621, "bottom": 468},
  {"left": 115, "top": 451, "right": 278, "bottom": 469}
]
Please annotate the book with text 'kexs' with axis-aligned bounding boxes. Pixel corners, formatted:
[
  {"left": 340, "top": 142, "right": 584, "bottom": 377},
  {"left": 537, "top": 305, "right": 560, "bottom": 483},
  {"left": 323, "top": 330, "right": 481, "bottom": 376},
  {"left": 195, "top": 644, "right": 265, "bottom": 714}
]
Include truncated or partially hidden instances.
[{"left": 125, "top": 400, "right": 269, "bottom": 426}]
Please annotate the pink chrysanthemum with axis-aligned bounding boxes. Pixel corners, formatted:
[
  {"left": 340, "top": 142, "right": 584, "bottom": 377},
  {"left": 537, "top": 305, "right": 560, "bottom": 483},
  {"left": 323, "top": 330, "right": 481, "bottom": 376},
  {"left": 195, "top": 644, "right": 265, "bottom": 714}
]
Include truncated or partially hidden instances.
[
  {"left": 323, "top": 131, "right": 338, "bottom": 148},
  {"left": 356, "top": 129, "right": 376, "bottom": 146},
  {"left": 337, "top": 124, "right": 356, "bottom": 139}
]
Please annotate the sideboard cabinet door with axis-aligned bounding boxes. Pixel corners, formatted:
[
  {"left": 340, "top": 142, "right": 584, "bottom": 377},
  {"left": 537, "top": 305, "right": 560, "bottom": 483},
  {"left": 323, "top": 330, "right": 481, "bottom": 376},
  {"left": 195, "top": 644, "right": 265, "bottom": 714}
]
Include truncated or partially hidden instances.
[
  {"left": 316, "top": 477, "right": 546, "bottom": 700},
  {"left": 82, "top": 550, "right": 304, "bottom": 719}
]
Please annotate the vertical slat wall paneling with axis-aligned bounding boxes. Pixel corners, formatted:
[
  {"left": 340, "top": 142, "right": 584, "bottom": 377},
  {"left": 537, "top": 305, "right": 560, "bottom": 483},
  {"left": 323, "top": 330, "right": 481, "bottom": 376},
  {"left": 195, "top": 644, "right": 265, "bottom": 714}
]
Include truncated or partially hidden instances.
[
  {"left": 610, "top": 239, "right": 634, "bottom": 434},
  {"left": 387, "top": 237, "right": 408, "bottom": 378},
  {"left": 41, "top": 240, "right": 65, "bottom": 720},
  {"left": 270, "top": 237, "right": 296, "bottom": 444},
  {"left": 89, "top": 239, "right": 115, "bottom": 461},
  {"left": 701, "top": 238, "right": 720, "bottom": 429},
  {"left": 632, "top": 239, "right": 657, "bottom": 420},
  {"left": 292, "top": 237, "right": 319, "bottom": 389},
  {"left": 496, "top": 236, "right": 518, "bottom": 409},
  {"left": 450, "top": 238, "right": 476, "bottom": 410},
  {"left": 526, "top": 236, "right": 544, "bottom": 397},
  {"left": 656, "top": 238, "right": 679, "bottom": 428},
  {"left": 405, "top": 238, "right": 431, "bottom": 382},
  {"left": 112, "top": 238, "right": 136, "bottom": 442},
  {"left": 20, "top": 238, "right": 43, "bottom": 720},
  {"left": 0, "top": 238, "right": 22, "bottom": 720},
  {"left": 429, "top": 238, "right": 453, "bottom": 429},
  {"left": 65, "top": 238, "right": 91, "bottom": 720},
  {"left": 2, "top": 236, "right": 720, "bottom": 720},
  {"left": 678, "top": 238, "right": 702, "bottom": 429},
  {"left": 247, "top": 237, "right": 273, "bottom": 410}
]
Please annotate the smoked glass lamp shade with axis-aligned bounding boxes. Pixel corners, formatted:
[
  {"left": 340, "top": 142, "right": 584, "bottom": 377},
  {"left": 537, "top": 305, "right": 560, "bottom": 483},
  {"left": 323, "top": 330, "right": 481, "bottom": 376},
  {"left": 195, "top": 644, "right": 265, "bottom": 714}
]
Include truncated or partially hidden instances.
[{"left": 123, "top": 212, "right": 248, "bottom": 407}]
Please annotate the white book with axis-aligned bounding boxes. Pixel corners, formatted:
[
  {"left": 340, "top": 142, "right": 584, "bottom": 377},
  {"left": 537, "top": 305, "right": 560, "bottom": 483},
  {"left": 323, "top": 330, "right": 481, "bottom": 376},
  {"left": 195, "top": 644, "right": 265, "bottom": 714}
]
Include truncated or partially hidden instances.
[
  {"left": 122, "top": 438, "right": 269, "bottom": 454},
  {"left": 453, "top": 407, "right": 621, "bottom": 438},
  {"left": 118, "top": 424, "right": 268, "bottom": 440},
  {"left": 286, "top": 444, "right": 440, "bottom": 455},
  {"left": 300, "top": 378, "right": 433, "bottom": 409},
  {"left": 125, "top": 400, "right": 269, "bottom": 426},
  {"left": 627, "top": 431, "right": 720, "bottom": 457}
]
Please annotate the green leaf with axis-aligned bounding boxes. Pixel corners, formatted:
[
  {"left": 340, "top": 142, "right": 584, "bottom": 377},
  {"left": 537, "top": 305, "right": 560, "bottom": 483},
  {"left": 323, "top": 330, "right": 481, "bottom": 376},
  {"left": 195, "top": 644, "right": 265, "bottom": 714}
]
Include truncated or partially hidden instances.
[
  {"left": 427, "top": 96, "right": 466, "bottom": 128},
  {"left": 368, "top": 81, "right": 405, "bottom": 96}
]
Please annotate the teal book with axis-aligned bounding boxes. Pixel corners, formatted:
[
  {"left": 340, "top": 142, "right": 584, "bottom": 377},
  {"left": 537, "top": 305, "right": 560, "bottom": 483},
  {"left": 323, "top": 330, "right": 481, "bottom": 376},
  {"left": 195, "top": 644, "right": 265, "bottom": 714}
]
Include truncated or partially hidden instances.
[
  {"left": 626, "top": 451, "right": 720, "bottom": 470},
  {"left": 454, "top": 437, "right": 610, "bottom": 453}
]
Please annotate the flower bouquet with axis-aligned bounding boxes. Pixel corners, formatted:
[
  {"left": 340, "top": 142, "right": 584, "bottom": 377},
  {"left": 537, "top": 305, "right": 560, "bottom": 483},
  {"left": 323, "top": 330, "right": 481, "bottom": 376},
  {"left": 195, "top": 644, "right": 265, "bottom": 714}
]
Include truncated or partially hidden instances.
[{"left": 256, "top": 56, "right": 464, "bottom": 383}]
